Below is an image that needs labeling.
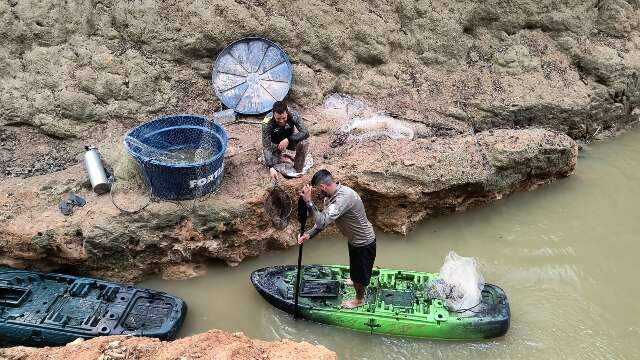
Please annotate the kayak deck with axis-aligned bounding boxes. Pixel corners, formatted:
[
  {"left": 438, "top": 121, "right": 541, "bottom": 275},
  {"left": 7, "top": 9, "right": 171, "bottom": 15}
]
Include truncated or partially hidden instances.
[
  {"left": 251, "top": 265, "right": 510, "bottom": 339},
  {"left": 0, "top": 268, "right": 187, "bottom": 346}
]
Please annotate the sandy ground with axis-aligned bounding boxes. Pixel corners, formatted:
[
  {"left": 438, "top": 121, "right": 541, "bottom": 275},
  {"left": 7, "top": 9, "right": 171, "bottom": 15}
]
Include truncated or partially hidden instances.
[{"left": 0, "top": 330, "right": 336, "bottom": 360}]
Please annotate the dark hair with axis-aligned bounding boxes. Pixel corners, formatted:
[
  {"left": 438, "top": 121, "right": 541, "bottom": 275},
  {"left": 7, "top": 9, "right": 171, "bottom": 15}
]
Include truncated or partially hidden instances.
[
  {"left": 311, "top": 169, "right": 334, "bottom": 186},
  {"left": 272, "top": 101, "right": 288, "bottom": 114}
]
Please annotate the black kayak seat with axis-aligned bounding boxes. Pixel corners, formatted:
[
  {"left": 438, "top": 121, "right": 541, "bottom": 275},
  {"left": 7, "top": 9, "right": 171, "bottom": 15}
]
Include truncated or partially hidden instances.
[
  {"left": 0, "top": 285, "right": 30, "bottom": 307},
  {"left": 381, "top": 289, "right": 416, "bottom": 307},
  {"left": 300, "top": 279, "right": 340, "bottom": 298}
]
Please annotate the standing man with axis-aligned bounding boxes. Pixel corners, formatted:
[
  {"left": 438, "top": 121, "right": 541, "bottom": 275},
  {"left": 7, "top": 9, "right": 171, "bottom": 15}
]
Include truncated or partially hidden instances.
[
  {"left": 298, "top": 169, "right": 376, "bottom": 309},
  {"left": 262, "top": 101, "right": 309, "bottom": 179}
]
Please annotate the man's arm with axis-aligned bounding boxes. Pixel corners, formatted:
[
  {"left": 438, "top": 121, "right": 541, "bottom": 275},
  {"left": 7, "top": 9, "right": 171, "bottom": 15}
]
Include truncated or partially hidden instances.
[
  {"left": 306, "top": 193, "right": 349, "bottom": 239},
  {"left": 261, "top": 118, "right": 277, "bottom": 167},
  {"left": 288, "top": 111, "right": 309, "bottom": 143}
]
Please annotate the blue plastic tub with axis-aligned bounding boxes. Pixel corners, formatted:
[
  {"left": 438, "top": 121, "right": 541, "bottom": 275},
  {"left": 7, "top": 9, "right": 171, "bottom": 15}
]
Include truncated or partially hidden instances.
[{"left": 124, "top": 114, "right": 227, "bottom": 200}]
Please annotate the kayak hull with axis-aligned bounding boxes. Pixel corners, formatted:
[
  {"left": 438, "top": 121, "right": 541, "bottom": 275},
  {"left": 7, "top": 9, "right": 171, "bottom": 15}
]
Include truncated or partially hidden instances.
[
  {"left": 0, "top": 268, "right": 187, "bottom": 347},
  {"left": 251, "top": 265, "right": 509, "bottom": 339}
]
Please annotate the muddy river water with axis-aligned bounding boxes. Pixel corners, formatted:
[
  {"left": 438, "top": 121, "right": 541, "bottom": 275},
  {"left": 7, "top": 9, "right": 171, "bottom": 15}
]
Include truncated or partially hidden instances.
[{"left": 143, "top": 129, "right": 640, "bottom": 359}]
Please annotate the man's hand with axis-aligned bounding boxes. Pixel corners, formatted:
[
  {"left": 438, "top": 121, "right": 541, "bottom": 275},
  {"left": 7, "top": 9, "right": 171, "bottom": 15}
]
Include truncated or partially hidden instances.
[
  {"left": 297, "top": 233, "right": 310, "bottom": 244},
  {"left": 277, "top": 138, "right": 289, "bottom": 151},
  {"left": 269, "top": 167, "right": 279, "bottom": 180},
  {"left": 301, "top": 184, "right": 312, "bottom": 202}
]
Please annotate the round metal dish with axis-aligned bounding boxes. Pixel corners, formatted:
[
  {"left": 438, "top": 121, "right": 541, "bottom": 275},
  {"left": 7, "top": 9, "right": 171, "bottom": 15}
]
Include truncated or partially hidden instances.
[{"left": 212, "top": 37, "right": 292, "bottom": 115}]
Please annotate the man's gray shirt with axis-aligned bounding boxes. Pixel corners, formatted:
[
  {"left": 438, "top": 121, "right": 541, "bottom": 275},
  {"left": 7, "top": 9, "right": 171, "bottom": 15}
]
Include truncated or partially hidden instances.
[{"left": 307, "top": 184, "right": 375, "bottom": 247}]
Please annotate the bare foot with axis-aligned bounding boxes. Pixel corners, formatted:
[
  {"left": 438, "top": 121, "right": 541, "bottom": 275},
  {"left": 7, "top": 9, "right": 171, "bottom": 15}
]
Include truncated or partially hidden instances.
[
  {"left": 343, "top": 279, "right": 354, "bottom": 286},
  {"left": 342, "top": 299, "right": 366, "bottom": 309}
]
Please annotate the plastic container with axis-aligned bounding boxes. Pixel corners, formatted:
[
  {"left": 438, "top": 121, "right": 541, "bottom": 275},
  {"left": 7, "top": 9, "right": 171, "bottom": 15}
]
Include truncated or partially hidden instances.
[
  {"left": 212, "top": 109, "right": 237, "bottom": 125},
  {"left": 123, "top": 114, "right": 228, "bottom": 200}
]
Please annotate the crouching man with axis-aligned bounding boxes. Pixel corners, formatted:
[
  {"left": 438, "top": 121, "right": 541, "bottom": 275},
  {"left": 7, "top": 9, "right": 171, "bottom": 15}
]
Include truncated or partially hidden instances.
[
  {"left": 262, "top": 101, "right": 309, "bottom": 179},
  {"left": 298, "top": 169, "right": 377, "bottom": 309}
]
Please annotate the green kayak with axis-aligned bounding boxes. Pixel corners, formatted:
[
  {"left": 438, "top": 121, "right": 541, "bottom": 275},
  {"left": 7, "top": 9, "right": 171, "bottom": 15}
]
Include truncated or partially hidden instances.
[{"left": 251, "top": 265, "right": 510, "bottom": 339}]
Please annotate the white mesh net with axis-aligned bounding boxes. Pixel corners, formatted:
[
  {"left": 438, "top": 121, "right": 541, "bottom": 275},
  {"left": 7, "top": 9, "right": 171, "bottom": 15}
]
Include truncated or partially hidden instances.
[
  {"left": 123, "top": 124, "right": 221, "bottom": 166},
  {"left": 426, "top": 251, "right": 485, "bottom": 312},
  {"left": 322, "top": 93, "right": 369, "bottom": 118},
  {"left": 322, "top": 93, "right": 415, "bottom": 146},
  {"left": 345, "top": 114, "right": 414, "bottom": 140}
]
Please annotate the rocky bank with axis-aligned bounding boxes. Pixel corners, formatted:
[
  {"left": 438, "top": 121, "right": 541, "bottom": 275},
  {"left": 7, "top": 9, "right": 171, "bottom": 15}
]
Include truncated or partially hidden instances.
[
  {"left": 1, "top": 0, "right": 639, "bottom": 139},
  {"left": 0, "top": 330, "right": 336, "bottom": 360},
  {"left": 0, "top": 1, "right": 637, "bottom": 280},
  {"left": 0, "top": 103, "right": 578, "bottom": 280}
]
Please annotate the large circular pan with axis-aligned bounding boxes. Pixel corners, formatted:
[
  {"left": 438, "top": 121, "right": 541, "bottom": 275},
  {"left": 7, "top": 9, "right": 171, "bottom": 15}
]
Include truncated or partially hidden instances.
[{"left": 212, "top": 37, "right": 292, "bottom": 115}]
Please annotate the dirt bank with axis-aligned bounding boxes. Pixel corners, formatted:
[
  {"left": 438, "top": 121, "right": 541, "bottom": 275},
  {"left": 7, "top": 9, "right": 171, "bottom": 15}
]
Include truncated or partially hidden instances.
[
  {"left": 0, "top": 99, "right": 578, "bottom": 281},
  {"left": 0, "top": 330, "right": 336, "bottom": 360}
]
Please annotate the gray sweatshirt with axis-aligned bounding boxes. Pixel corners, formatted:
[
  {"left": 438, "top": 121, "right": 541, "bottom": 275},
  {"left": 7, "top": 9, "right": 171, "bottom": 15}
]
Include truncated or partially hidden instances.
[{"left": 307, "top": 184, "right": 376, "bottom": 247}]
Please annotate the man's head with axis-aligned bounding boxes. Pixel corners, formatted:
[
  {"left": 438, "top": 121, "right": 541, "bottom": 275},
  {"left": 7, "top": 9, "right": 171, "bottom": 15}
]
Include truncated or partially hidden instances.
[
  {"left": 311, "top": 169, "right": 337, "bottom": 198},
  {"left": 272, "top": 101, "right": 288, "bottom": 126}
]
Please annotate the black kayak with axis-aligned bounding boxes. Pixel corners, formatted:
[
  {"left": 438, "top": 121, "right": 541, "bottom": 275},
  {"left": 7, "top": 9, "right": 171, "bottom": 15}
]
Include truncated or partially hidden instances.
[{"left": 0, "top": 268, "right": 187, "bottom": 346}]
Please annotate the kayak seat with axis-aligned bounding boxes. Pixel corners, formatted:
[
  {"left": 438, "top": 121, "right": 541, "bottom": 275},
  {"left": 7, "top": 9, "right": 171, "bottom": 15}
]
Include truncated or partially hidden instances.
[
  {"left": 300, "top": 280, "right": 340, "bottom": 298},
  {"left": 0, "top": 285, "right": 30, "bottom": 307},
  {"left": 381, "top": 289, "right": 416, "bottom": 307}
]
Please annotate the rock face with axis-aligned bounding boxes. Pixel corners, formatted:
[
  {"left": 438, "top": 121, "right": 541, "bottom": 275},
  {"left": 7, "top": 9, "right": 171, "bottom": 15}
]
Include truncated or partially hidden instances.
[
  {"left": 0, "top": 330, "right": 336, "bottom": 360},
  {"left": 1, "top": 0, "right": 639, "bottom": 139},
  {"left": 0, "top": 101, "right": 578, "bottom": 280},
  {"left": 0, "top": 0, "right": 628, "bottom": 279}
]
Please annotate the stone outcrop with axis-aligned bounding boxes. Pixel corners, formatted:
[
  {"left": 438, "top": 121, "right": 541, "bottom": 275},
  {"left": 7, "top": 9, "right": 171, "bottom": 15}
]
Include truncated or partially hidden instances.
[
  {"left": 0, "top": 0, "right": 639, "bottom": 140},
  {"left": 0, "top": 330, "right": 336, "bottom": 360},
  {"left": 0, "top": 0, "right": 634, "bottom": 282},
  {"left": 0, "top": 102, "right": 578, "bottom": 280}
]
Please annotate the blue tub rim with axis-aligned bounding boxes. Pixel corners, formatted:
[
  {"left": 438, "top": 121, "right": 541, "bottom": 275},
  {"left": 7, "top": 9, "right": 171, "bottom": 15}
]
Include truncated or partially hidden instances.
[{"left": 123, "top": 113, "right": 228, "bottom": 169}]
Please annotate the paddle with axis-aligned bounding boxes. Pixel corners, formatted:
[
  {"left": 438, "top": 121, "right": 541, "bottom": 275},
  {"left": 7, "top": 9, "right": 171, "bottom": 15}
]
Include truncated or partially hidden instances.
[{"left": 294, "top": 195, "right": 308, "bottom": 319}]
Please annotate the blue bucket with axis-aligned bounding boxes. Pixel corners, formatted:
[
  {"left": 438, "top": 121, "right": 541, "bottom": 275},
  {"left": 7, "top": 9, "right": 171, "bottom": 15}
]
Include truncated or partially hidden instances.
[{"left": 124, "top": 114, "right": 228, "bottom": 200}]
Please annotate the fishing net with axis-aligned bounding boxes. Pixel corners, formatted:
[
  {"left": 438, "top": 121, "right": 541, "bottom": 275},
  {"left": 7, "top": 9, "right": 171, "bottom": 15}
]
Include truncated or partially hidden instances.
[
  {"left": 346, "top": 115, "right": 414, "bottom": 140},
  {"left": 263, "top": 183, "right": 292, "bottom": 229},
  {"left": 122, "top": 114, "right": 228, "bottom": 201},
  {"left": 322, "top": 93, "right": 415, "bottom": 147},
  {"left": 332, "top": 114, "right": 414, "bottom": 147},
  {"left": 322, "top": 93, "right": 369, "bottom": 118},
  {"left": 425, "top": 251, "right": 485, "bottom": 312},
  {"left": 123, "top": 126, "right": 221, "bottom": 166}
]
